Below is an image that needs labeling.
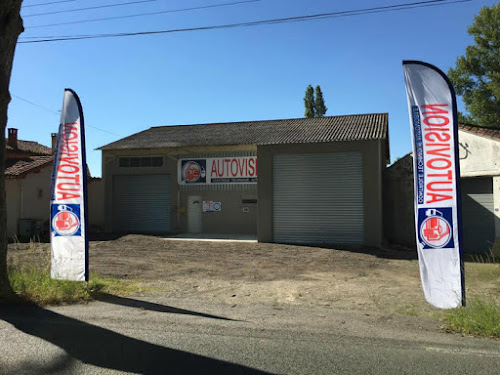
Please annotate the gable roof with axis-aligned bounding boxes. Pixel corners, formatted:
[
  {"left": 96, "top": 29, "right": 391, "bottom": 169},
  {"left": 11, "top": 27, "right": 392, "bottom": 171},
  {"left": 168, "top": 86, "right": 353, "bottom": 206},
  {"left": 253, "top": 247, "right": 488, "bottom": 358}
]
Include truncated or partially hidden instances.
[
  {"left": 459, "top": 124, "right": 500, "bottom": 142},
  {"left": 6, "top": 156, "right": 53, "bottom": 179},
  {"left": 99, "top": 113, "right": 388, "bottom": 151},
  {"left": 6, "top": 139, "right": 52, "bottom": 156}
]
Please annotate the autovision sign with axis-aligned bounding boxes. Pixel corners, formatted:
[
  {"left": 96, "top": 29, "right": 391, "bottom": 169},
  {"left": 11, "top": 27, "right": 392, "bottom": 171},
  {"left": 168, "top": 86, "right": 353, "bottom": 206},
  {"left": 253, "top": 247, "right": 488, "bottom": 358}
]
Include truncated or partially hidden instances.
[{"left": 178, "top": 156, "right": 257, "bottom": 184}]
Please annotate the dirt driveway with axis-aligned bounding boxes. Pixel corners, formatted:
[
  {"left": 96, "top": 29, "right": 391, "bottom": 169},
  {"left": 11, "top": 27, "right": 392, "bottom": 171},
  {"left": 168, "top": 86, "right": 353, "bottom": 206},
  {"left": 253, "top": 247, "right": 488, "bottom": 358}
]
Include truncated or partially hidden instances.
[{"left": 8, "top": 235, "right": 500, "bottom": 316}]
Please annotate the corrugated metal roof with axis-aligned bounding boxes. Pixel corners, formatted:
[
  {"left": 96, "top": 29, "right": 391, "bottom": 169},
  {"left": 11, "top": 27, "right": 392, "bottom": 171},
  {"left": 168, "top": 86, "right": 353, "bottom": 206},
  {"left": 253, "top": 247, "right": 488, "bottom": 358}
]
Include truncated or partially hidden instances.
[{"left": 99, "top": 114, "right": 388, "bottom": 151}]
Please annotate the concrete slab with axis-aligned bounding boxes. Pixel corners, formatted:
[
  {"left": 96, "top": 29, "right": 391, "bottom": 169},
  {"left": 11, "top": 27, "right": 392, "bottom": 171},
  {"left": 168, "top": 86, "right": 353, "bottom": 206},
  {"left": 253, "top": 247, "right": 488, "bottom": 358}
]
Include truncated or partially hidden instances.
[{"left": 163, "top": 234, "right": 257, "bottom": 243}]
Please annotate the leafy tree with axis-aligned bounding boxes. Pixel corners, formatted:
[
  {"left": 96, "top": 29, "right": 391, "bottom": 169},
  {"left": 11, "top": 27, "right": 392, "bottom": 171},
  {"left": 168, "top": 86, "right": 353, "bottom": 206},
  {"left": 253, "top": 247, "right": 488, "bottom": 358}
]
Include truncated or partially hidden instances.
[
  {"left": 304, "top": 84, "right": 315, "bottom": 118},
  {"left": 0, "top": 0, "right": 24, "bottom": 302},
  {"left": 314, "top": 85, "right": 327, "bottom": 117},
  {"left": 448, "top": 2, "right": 500, "bottom": 127}
]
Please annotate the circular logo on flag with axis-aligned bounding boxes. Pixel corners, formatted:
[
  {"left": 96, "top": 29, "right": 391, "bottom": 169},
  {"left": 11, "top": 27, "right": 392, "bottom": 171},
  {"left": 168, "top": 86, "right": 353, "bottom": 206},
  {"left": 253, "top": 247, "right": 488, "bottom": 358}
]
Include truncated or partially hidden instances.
[
  {"left": 183, "top": 161, "right": 202, "bottom": 183},
  {"left": 52, "top": 210, "right": 80, "bottom": 236},
  {"left": 420, "top": 215, "right": 452, "bottom": 248}
]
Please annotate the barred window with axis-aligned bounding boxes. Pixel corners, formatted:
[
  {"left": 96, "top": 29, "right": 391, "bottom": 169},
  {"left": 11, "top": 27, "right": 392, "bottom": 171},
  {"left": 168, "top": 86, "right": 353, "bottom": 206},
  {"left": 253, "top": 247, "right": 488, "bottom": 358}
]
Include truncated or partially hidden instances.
[{"left": 119, "top": 157, "right": 163, "bottom": 168}]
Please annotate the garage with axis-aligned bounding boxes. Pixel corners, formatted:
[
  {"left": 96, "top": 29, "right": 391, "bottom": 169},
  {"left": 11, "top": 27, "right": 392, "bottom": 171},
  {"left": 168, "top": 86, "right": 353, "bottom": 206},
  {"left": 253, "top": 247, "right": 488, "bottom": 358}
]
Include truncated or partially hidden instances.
[
  {"left": 100, "top": 114, "right": 388, "bottom": 246},
  {"left": 461, "top": 177, "right": 495, "bottom": 254},
  {"left": 273, "top": 152, "right": 364, "bottom": 244},
  {"left": 113, "top": 175, "right": 171, "bottom": 233}
]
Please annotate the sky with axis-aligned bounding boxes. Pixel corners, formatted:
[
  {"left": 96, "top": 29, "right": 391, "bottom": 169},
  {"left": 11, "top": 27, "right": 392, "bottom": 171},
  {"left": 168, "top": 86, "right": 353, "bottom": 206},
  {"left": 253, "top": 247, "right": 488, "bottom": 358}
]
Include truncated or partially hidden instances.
[{"left": 8, "top": 0, "right": 499, "bottom": 177}]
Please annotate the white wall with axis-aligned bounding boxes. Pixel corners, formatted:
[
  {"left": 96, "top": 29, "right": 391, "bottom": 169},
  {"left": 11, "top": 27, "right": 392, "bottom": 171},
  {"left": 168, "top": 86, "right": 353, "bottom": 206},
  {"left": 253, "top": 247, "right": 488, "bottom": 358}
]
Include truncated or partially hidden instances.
[
  {"left": 6, "top": 179, "right": 21, "bottom": 237},
  {"left": 6, "top": 165, "right": 105, "bottom": 237},
  {"left": 459, "top": 130, "right": 500, "bottom": 177},
  {"left": 6, "top": 165, "right": 52, "bottom": 238},
  {"left": 458, "top": 130, "right": 500, "bottom": 255}
]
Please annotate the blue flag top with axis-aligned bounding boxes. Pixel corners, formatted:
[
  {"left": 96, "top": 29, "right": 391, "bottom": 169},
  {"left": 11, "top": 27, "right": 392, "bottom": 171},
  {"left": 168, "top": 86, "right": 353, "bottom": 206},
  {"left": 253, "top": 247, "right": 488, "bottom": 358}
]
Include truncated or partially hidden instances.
[
  {"left": 50, "top": 89, "right": 89, "bottom": 282},
  {"left": 403, "top": 61, "right": 465, "bottom": 309}
]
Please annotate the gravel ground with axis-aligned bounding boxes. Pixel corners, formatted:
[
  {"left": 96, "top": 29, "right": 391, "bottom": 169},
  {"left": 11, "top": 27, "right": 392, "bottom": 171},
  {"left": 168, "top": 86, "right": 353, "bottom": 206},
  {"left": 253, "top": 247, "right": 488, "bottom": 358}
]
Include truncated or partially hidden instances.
[{"left": 7, "top": 235, "right": 500, "bottom": 316}]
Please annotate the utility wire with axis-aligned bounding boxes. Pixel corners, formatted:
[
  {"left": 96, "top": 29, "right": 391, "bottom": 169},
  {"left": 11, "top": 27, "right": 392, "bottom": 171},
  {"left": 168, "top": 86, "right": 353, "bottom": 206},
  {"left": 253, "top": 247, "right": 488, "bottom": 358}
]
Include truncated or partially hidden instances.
[
  {"left": 23, "top": 0, "right": 78, "bottom": 8},
  {"left": 27, "top": 0, "right": 261, "bottom": 29},
  {"left": 12, "top": 94, "right": 60, "bottom": 114},
  {"left": 24, "top": 0, "right": 157, "bottom": 18},
  {"left": 19, "top": 0, "right": 472, "bottom": 44},
  {"left": 12, "top": 94, "right": 122, "bottom": 137}
]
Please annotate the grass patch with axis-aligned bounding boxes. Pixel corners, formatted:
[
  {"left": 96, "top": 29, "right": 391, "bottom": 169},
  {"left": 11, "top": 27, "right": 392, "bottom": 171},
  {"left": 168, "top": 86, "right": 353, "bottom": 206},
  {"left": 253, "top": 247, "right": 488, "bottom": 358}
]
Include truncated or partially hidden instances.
[
  {"left": 8, "top": 267, "right": 147, "bottom": 306},
  {"left": 6, "top": 238, "right": 148, "bottom": 306},
  {"left": 444, "top": 299, "right": 500, "bottom": 338}
]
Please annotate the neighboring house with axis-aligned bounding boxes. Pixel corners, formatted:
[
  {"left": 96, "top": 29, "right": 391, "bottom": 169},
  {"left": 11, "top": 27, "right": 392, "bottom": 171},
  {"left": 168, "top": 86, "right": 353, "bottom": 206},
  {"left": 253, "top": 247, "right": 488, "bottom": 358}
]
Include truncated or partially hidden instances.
[
  {"left": 98, "top": 114, "right": 389, "bottom": 247},
  {"left": 384, "top": 124, "right": 500, "bottom": 254},
  {"left": 6, "top": 128, "right": 54, "bottom": 238},
  {"left": 5, "top": 128, "right": 104, "bottom": 238}
]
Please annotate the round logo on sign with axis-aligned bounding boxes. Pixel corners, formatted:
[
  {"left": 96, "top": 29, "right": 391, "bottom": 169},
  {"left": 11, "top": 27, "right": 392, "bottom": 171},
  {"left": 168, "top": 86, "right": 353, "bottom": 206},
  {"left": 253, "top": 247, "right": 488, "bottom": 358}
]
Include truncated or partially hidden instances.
[
  {"left": 183, "top": 161, "right": 202, "bottom": 182},
  {"left": 52, "top": 210, "right": 80, "bottom": 236},
  {"left": 420, "top": 215, "right": 451, "bottom": 248}
]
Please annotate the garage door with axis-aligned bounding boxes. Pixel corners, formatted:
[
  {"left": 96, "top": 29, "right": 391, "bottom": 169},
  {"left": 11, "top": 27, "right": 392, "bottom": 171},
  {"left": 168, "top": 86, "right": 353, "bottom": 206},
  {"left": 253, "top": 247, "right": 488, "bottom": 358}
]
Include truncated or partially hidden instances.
[
  {"left": 273, "top": 153, "right": 364, "bottom": 244},
  {"left": 113, "top": 175, "right": 171, "bottom": 233},
  {"left": 461, "top": 177, "right": 495, "bottom": 254}
]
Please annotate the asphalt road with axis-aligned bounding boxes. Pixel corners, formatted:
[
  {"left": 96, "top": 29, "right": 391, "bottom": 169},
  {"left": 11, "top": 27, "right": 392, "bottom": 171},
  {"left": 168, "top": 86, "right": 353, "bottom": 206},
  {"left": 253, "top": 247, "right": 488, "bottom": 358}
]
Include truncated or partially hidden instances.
[{"left": 1, "top": 296, "right": 499, "bottom": 374}]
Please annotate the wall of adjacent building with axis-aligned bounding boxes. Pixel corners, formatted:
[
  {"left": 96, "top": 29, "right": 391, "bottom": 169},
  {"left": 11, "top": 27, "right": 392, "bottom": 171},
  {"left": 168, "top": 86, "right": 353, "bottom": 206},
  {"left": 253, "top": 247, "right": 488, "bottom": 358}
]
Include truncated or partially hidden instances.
[
  {"left": 6, "top": 165, "right": 105, "bottom": 238},
  {"left": 384, "top": 131, "right": 500, "bottom": 253},
  {"left": 6, "top": 166, "right": 52, "bottom": 238}
]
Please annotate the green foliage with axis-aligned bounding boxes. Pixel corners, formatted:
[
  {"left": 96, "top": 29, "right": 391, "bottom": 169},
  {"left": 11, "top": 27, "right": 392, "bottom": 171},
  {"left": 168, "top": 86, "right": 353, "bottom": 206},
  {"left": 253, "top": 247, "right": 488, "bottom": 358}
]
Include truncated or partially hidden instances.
[
  {"left": 8, "top": 267, "right": 146, "bottom": 305},
  {"left": 304, "top": 84, "right": 328, "bottom": 118},
  {"left": 304, "top": 84, "right": 315, "bottom": 118},
  {"left": 6, "top": 240, "right": 147, "bottom": 305},
  {"left": 9, "top": 267, "right": 104, "bottom": 305},
  {"left": 457, "top": 111, "right": 477, "bottom": 125},
  {"left": 314, "top": 86, "right": 328, "bottom": 117},
  {"left": 448, "top": 2, "right": 500, "bottom": 127},
  {"left": 445, "top": 299, "right": 500, "bottom": 338}
]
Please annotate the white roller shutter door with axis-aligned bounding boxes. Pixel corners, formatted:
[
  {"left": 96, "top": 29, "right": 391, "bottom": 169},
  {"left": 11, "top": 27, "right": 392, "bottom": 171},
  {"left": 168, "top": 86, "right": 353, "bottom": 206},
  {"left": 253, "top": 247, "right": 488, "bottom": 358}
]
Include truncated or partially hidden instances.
[
  {"left": 273, "top": 153, "right": 364, "bottom": 244},
  {"left": 113, "top": 175, "right": 171, "bottom": 233}
]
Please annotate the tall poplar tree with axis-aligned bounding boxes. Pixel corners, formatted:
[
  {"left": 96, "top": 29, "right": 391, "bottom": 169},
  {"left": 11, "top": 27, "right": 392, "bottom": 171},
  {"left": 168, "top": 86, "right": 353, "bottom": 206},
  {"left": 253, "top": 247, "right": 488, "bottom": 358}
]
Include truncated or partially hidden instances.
[
  {"left": 0, "top": 0, "right": 24, "bottom": 301},
  {"left": 314, "top": 85, "right": 327, "bottom": 117},
  {"left": 304, "top": 84, "right": 315, "bottom": 118}
]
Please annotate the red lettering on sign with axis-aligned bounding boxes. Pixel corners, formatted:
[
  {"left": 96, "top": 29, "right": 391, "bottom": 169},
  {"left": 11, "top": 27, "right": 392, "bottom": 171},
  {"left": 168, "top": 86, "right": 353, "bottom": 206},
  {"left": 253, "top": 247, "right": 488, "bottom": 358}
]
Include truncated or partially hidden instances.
[
  {"left": 421, "top": 104, "right": 448, "bottom": 115},
  {"left": 421, "top": 103, "right": 454, "bottom": 204},
  {"left": 249, "top": 158, "right": 255, "bottom": 176},
  {"left": 424, "top": 132, "right": 451, "bottom": 143}
]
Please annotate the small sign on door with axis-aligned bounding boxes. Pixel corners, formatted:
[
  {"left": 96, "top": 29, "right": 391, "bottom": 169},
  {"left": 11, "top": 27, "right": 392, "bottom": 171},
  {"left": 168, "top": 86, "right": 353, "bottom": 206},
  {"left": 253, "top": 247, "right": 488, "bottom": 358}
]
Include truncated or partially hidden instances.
[{"left": 203, "top": 201, "right": 221, "bottom": 212}]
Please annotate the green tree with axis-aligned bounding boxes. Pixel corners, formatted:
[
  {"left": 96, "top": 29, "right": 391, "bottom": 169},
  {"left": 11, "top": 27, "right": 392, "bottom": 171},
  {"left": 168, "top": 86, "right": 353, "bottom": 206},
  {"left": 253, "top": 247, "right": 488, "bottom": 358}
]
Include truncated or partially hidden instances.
[
  {"left": 448, "top": 2, "right": 500, "bottom": 127},
  {"left": 304, "top": 84, "right": 315, "bottom": 118},
  {"left": 314, "top": 85, "right": 327, "bottom": 117},
  {"left": 0, "top": 0, "right": 24, "bottom": 302}
]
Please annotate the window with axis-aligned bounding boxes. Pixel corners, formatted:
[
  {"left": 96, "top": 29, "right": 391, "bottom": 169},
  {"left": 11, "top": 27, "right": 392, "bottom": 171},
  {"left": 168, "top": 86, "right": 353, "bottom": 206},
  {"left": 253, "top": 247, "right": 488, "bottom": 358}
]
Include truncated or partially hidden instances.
[{"left": 119, "top": 157, "right": 163, "bottom": 168}]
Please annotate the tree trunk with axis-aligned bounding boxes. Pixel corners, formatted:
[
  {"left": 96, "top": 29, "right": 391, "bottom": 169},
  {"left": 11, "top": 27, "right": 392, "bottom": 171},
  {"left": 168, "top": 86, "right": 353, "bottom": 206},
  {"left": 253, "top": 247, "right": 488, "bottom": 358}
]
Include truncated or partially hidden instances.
[{"left": 0, "top": 0, "right": 24, "bottom": 302}]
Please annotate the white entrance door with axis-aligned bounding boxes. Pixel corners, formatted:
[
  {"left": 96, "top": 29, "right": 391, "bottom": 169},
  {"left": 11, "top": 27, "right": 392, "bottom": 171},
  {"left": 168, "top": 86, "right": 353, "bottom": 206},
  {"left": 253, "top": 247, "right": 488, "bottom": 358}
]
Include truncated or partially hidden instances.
[{"left": 188, "top": 195, "right": 202, "bottom": 233}]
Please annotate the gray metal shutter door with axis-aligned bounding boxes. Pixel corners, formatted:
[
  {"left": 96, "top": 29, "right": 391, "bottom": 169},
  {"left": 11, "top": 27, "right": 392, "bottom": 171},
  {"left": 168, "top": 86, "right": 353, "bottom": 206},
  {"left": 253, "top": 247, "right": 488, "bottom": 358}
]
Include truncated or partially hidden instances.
[
  {"left": 461, "top": 177, "right": 495, "bottom": 254},
  {"left": 273, "top": 153, "right": 364, "bottom": 244},
  {"left": 113, "top": 175, "right": 171, "bottom": 233}
]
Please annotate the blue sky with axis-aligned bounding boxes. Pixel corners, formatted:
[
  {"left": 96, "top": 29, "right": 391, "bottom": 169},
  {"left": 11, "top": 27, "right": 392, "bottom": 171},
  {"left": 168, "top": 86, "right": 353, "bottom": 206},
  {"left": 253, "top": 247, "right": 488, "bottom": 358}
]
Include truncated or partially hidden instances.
[{"left": 8, "top": 0, "right": 498, "bottom": 176}]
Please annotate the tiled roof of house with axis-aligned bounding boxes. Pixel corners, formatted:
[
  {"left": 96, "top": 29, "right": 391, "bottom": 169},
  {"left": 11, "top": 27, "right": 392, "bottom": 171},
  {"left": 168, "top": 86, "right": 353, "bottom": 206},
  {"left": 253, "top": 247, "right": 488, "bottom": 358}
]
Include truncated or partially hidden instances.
[
  {"left": 6, "top": 156, "right": 53, "bottom": 178},
  {"left": 459, "top": 124, "right": 500, "bottom": 141},
  {"left": 6, "top": 140, "right": 52, "bottom": 155},
  {"left": 99, "top": 113, "right": 388, "bottom": 151}
]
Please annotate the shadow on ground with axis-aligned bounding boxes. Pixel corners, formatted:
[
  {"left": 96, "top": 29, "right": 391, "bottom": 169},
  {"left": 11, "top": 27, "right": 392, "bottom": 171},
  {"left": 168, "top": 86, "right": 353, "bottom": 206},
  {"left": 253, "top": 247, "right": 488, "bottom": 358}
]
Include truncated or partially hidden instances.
[
  {"left": 94, "top": 293, "right": 239, "bottom": 321},
  {"left": 0, "top": 305, "right": 270, "bottom": 374}
]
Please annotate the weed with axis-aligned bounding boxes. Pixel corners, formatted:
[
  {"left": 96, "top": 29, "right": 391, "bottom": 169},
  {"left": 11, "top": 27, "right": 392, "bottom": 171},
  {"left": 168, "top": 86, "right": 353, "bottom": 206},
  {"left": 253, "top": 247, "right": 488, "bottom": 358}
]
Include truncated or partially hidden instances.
[{"left": 445, "top": 299, "right": 500, "bottom": 338}]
